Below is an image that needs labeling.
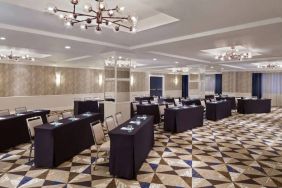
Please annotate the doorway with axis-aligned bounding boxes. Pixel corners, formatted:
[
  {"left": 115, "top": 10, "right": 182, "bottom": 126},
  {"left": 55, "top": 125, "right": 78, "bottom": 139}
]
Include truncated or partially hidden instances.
[{"left": 150, "top": 76, "right": 163, "bottom": 97}]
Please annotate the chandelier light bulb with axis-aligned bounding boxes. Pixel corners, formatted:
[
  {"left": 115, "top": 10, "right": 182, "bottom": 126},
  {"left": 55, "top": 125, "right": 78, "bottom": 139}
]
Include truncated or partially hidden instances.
[
  {"left": 68, "top": 14, "right": 74, "bottom": 19},
  {"left": 108, "top": 10, "right": 114, "bottom": 16},
  {"left": 96, "top": 25, "right": 102, "bottom": 32},
  {"left": 47, "top": 6, "right": 57, "bottom": 13},
  {"left": 80, "top": 24, "right": 87, "bottom": 30},
  {"left": 64, "top": 21, "right": 73, "bottom": 27},
  {"left": 119, "top": 6, "right": 125, "bottom": 12},
  {"left": 58, "top": 14, "right": 65, "bottom": 19},
  {"left": 99, "top": 3, "right": 105, "bottom": 10},
  {"left": 70, "top": 0, "right": 79, "bottom": 5},
  {"left": 248, "top": 53, "right": 252, "bottom": 58},
  {"left": 115, "top": 26, "right": 120, "bottom": 31},
  {"left": 130, "top": 27, "right": 136, "bottom": 33},
  {"left": 84, "top": 4, "right": 92, "bottom": 12}
]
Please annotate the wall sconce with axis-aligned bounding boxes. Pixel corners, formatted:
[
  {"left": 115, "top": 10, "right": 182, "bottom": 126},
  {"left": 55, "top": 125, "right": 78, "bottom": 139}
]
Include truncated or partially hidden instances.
[
  {"left": 130, "top": 75, "right": 134, "bottom": 86},
  {"left": 55, "top": 72, "right": 61, "bottom": 87},
  {"left": 98, "top": 74, "right": 103, "bottom": 86},
  {"left": 174, "top": 76, "right": 178, "bottom": 86}
]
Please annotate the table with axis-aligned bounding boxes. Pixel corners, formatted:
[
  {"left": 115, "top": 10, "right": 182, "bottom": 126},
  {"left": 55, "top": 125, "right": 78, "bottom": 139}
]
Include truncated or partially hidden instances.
[
  {"left": 74, "top": 100, "right": 99, "bottom": 115},
  {"left": 237, "top": 99, "right": 271, "bottom": 114},
  {"left": 159, "top": 98, "right": 175, "bottom": 105},
  {"left": 206, "top": 101, "right": 232, "bottom": 121},
  {"left": 109, "top": 115, "right": 154, "bottom": 179},
  {"left": 182, "top": 99, "right": 201, "bottom": 106},
  {"left": 34, "top": 113, "right": 101, "bottom": 168},
  {"left": 216, "top": 96, "right": 236, "bottom": 109},
  {"left": 137, "top": 104, "right": 160, "bottom": 124},
  {"left": 164, "top": 106, "right": 204, "bottom": 133},
  {"left": 135, "top": 97, "right": 153, "bottom": 104},
  {"left": 0, "top": 110, "right": 50, "bottom": 151}
]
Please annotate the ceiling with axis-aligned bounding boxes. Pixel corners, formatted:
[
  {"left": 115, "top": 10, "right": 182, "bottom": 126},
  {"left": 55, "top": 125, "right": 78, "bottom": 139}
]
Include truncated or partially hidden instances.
[{"left": 0, "top": 0, "right": 282, "bottom": 73}]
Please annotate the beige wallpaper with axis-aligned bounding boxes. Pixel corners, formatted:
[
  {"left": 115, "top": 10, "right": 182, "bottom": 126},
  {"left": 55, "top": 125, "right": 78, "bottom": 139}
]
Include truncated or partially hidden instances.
[
  {"left": 222, "top": 72, "right": 252, "bottom": 93},
  {"left": 130, "top": 72, "right": 148, "bottom": 92},
  {"left": 0, "top": 63, "right": 104, "bottom": 97},
  {"left": 165, "top": 74, "right": 182, "bottom": 91}
]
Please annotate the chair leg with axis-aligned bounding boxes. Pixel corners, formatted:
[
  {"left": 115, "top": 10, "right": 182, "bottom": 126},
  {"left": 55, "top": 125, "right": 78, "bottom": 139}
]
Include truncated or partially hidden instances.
[
  {"left": 29, "top": 144, "right": 33, "bottom": 162},
  {"left": 93, "top": 150, "right": 99, "bottom": 170}
]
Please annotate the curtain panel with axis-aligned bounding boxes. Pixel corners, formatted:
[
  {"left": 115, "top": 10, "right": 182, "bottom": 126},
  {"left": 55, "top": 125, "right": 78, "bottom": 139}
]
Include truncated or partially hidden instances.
[
  {"left": 262, "top": 72, "right": 282, "bottom": 107},
  {"left": 215, "top": 74, "right": 222, "bottom": 94},
  {"left": 182, "top": 75, "right": 189, "bottom": 98},
  {"left": 252, "top": 73, "right": 262, "bottom": 99}
]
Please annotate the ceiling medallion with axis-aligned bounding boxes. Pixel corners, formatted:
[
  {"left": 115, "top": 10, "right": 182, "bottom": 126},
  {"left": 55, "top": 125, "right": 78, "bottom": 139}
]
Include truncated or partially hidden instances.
[
  {"left": 257, "top": 64, "right": 282, "bottom": 69},
  {"left": 215, "top": 47, "right": 252, "bottom": 61},
  {"left": 105, "top": 57, "right": 136, "bottom": 68},
  {"left": 48, "top": 0, "right": 138, "bottom": 32},
  {"left": 0, "top": 51, "right": 35, "bottom": 61}
]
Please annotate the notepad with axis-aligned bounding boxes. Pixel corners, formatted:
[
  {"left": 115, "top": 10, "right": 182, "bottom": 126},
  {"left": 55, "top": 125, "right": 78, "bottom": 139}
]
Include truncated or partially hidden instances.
[
  {"left": 69, "top": 118, "right": 80, "bottom": 121},
  {"left": 0, "top": 117, "right": 6, "bottom": 120},
  {"left": 121, "top": 127, "right": 134, "bottom": 131},
  {"left": 33, "top": 110, "right": 42, "bottom": 113},
  {"left": 16, "top": 113, "right": 24, "bottom": 116},
  {"left": 82, "top": 113, "right": 92, "bottom": 117},
  {"left": 50, "top": 122, "right": 63, "bottom": 126}
]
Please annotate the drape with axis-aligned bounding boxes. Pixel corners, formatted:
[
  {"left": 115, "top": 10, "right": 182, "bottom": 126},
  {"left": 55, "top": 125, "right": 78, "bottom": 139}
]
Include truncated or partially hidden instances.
[
  {"left": 252, "top": 73, "right": 262, "bottom": 99},
  {"left": 205, "top": 74, "right": 215, "bottom": 94},
  {"left": 262, "top": 72, "right": 282, "bottom": 107},
  {"left": 215, "top": 74, "right": 222, "bottom": 95},
  {"left": 182, "top": 75, "right": 188, "bottom": 98}
]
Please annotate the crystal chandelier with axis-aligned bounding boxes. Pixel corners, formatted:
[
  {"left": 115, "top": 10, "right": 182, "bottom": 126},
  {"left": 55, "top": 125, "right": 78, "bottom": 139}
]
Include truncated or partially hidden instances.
[
  {"left": 0, "top": 51, "right": 35, "bottom": 61},
  {"left": 105, "top": 57, "right": 136, "bottom": 68},
  {"left": 215, "top": 47, "right": 252, "bottom": 61},
  {"left": 172, "top": 67, "right": 189, "bottom": 73},
  {"left": 48, "top": 0, "right": 138, "bottom": 32},
  {"left": 257, "top": 64, "right": 282, "bottom": 69}
]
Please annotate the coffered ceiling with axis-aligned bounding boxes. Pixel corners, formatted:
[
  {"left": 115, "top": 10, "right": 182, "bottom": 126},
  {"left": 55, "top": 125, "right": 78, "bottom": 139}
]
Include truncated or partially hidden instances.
[{"left": 0, "top": 0, "right": 281, "bottom": 73}]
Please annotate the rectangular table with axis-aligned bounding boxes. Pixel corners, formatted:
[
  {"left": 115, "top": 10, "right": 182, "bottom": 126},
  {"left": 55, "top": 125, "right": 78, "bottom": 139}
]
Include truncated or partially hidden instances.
[
  {"left": 74, "top": 100, "right": 99, "bottom": 115},
  {"left": 206, "top": 101, "right": 232, "bottom": 121},
  {"left": 34, "top": 113, "right": 101, "bottom": 168},
  {"left": 164, "top": 106, "right": 204, "bottom": 133},
  {"left": 0, "top": 110, "right": 50, "bottom": 151},
  {"left": 237, "top": 99, "right": 271, "bottom": 114},
  {"left": 216, "top": 96, "right": 236, "bottom": 109},
  {"left": 182, "top": 99, "right": 201, "bottom": 106},
  {"left": 109, "top": 115, "right": 154, "bottom": 179},
  {"left": 137, "top": 104, "right": 160, "bottom": 124}
]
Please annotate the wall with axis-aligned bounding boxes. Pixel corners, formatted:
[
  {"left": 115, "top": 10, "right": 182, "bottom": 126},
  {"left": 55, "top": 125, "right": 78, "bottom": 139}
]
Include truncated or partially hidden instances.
[{"left": 222, "top": 72, "right": 252, "bottom": 97}]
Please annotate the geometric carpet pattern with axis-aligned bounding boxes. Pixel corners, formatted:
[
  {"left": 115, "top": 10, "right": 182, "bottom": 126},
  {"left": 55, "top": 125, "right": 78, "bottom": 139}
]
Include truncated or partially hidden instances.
[{"left": 0, "top": 108, "right": 282, "bottom": 187}]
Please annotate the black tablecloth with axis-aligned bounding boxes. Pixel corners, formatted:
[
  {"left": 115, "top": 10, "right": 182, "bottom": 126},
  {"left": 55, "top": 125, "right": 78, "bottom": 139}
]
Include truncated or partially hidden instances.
[
  {"left": 206, "top": 101, "right": 232, "bottom": 121},
  {"left": 0, "top": 110, "right": 50, "bottom": 151},
  {"left": 74, "top": 100, "right": 99, "bottom": 115},
  {"left": 34, "top": 113, "right": 101, "bottom": 168},
  {"left": 237, "top": 99, "right": 271, "bottom": 114},
  {"left": 205, "top": 95, "right": 215, "bottom": 100},
  {"left": 109, "top": 115, "right": 154, "bottom": 179},
  {"left": 164, "top": 106, "right": 204, "bottom": 133},
  {"left": 182, "top": 99, "right": 201, "bottom": 106},
  {"left": 216, "top": 96, "right": 236, "bottom": 109},
  {"left": 136, "top": 104, "right": 160, "bottom": 124}
]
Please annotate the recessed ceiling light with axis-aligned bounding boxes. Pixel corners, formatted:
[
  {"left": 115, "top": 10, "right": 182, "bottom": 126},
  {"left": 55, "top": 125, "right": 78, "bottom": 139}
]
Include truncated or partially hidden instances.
[
  {"left": 65, "top": 46, "right": 71, "bottom": 49},
  {"left": 118, "top": 56, "right": 122, "bottom": 59},
  {"left": 210, "top": 66, "right": 214, "bottom": 69},
  {"left": 153, "top": 58, "right": 157, "bottom": 61},
  {"left": 0, "top": 37, "right": 6, "bottom": 40},
  {"left": 175, "top": 61, "right": 179, "bottom": 64}
]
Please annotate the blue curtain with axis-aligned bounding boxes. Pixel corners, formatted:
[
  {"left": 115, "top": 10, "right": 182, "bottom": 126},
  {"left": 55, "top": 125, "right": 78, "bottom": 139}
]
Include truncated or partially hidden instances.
[
  {"left": 182, "top": 75, "right": 189, "bottom": 98},
  {"left": 252, "top": 73, "right": 262, "bottom": 99},
  {"left": 215, "top": 74, "right": 222, "bottom": 94}
]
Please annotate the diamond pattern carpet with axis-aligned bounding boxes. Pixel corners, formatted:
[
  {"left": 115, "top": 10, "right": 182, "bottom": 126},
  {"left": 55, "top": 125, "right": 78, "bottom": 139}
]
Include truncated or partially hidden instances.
[{"left": 0, "top": 108, "right": 282, "bottom": 187}]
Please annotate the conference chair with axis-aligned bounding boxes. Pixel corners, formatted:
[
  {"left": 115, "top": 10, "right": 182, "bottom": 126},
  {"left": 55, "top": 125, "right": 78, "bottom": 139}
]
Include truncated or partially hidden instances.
[
  {"left": 0, "top": 109, "right": 10, "bottom": 116},
  {"left": 15, "top": 107, "right": 27, "bottom": 114},
  {"left": 115, "top": 112, "right": 123, "bottom": 126},
  {"left": 46, "top": 114, "right": 60, "bottom": 123}
]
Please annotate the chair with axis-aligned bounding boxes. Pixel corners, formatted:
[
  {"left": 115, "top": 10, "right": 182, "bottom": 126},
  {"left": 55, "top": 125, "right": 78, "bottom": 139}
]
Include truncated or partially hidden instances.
[
  {"left": 26, "top": 116, "right": 43, "bottom": 161},
  {"left": 142, "top": 100, "right": 149, "bottom": 104},
  {"left": 174, "top": 98, "right": 180, "bottom": 105},
  {"left": 15, "top": 107, "right": 27, "bottom": 114},
  {"left": 0, "top": 109, "right": 10, "bottom": 116},
  {"left": 46, "top": 114, "right": 60, "bottom": 123},
  {"left": 115, "top": 112, "right": 123, "bottom": 126},
  {"left": 200, "top": 100, "right": 206, "bottom": 111},
  {"left": 132, "top": 102, "right": 138, "bottom": 113},
  {"left": 158, "top": 105, "right": 166, "bottom": 125},
  {"left": 104, "top": 116, "right": 117, "bottom": 132},
  {"left": 90, "top": 121, "right": 110, "bottom": 170},
  {"left": 168, "top": 103, "right": 175, "bottom": 108},
  {"left": 62, "top": 111, "right": 73, "bottom": 119}
]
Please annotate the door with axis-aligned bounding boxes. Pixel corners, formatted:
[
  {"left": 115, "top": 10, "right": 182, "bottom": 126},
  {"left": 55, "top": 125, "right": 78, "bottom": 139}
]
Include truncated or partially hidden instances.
[{"left": 150, "top": 76, "right": 163, "bottom": 97}]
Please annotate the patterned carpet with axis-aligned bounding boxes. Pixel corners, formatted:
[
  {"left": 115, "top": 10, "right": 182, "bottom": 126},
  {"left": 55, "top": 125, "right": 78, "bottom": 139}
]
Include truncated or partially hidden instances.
[{"left": 0, "top": 108, "right": 282, "bottom": 188}]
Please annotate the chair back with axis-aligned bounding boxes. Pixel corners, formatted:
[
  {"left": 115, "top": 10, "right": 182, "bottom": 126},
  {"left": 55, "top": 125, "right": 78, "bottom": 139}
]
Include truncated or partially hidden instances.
[
  {"left": 168, "top": 103, "right": 175, "bottom": 108},
  {"left": 26, "top": 116, "right": 43, "bottom": 138},
  {"left": 115, "top": 112, "right": 123, "bottom": 126},
  {"left": 62, "top": 112, "right": 73, "bottom": 119},
  {"left": 105, "top": 116, "right": 116, "bottom": 132},
  {"left": 159, "top": 105, "right": 166, "bottom": 115},
  {"left": 132, "top": 102, "right": 138, "bottom": 112},
  {"left": 47, "top": 114, "right": 60, "bottom": 123},
  {"left": 174, "top": 98, "right": 180, "bottom": 105},
  {"left": 0, "top": 109, "right": 10, "bottom": 116},
  {"left": 84, "top": 97, "right": 92, "bottom": 101},
  {"left": 200, "top": 100, "right": 206, "bottom": 108},
  {"left": 15, "top": 107, "right": 27, "bottom": 114},
  {"left": 90, "top": 121, "right": 105, "bottom": 145},
  {"left": 142, "top": 100, "right": 149, "bottom": 104}
]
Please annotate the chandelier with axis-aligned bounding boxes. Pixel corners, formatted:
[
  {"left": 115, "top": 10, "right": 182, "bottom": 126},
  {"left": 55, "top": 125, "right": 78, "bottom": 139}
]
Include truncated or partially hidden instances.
[
  {"left": 215, "top": 47, "right": 252, "bottom": 61},
  {"left": 257, "top": 64, "right": 282, "bottom": 69},
  {"left": 0, "top": 51, "right": 35, "bottom": 61},
  {"left": 172, "top": 67, "right": 189, "bottom": 73},
  {"left": 48, "top": 0, "right": 138, "bottom": 32},
  {"left": 105, "top": 57, "right": 136, "bottom": 68}
]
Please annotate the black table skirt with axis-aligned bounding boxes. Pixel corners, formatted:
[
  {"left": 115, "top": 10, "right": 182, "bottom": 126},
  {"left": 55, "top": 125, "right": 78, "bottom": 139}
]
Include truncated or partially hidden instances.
[
  {"left": 109, "top": 116, "right": 154, "bottom": 179},
  {"left": 182, "top": 99, "right": 201, "bottom": 106},
  {"left": 164, "top": 106, "right": 204, "bottom": 133},
  {"left": 74, "top": 100, "right": 99, "bottom": 115},
  {"left": 206, "top": 101, "right": 232, "bottom": 121},
  {"left": 34, "top": 113, "right": 101, "bottom": 168},
  {"left": 0, "top": 110, "right": 50, "bottom": 151},
  {"left": 136, "top": 104, "right": 160, "bottom": 124},
  {"left": 216, "top": 96, "right": 236, "bottom": 109},
  {"left": 237, "top": 99, "right": 271, "bottom": 114}
]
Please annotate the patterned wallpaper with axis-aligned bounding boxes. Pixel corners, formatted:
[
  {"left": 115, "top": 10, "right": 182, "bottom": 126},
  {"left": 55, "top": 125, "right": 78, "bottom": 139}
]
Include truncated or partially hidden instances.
[
  {"left": 165, "top": 74, "right": 182, "bottom": 91},
  {"left": 0, "top": 64, "right": 104, "bottom": 97},
  {"left": 222, "top": 72, "right": 252, "bottom": 93}
]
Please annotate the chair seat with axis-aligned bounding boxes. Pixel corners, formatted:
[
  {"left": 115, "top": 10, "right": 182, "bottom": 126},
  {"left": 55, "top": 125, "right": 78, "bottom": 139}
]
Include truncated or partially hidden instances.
[{"left": 99, "top": 141, "right": 110, "bottom": 151}]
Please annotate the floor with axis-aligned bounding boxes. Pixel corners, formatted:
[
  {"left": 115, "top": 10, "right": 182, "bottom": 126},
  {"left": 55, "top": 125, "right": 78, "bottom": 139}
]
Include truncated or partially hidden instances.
[{"left": 0, "top": 108, "right": 282, "bottom": 188}]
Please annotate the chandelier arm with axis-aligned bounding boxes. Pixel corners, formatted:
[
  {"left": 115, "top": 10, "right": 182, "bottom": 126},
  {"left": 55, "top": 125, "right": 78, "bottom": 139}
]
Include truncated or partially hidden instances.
[
  {"left": 56, "top": 9, "right": 97, "bottom": 19},
  {"left": 102, "top": 18, "right": 131, "bottom": 29},
  {"left": 103, "top": 16, "right": 128, "bottom": 19},
  {"left": 72, "top": 17, "right": 97, "bottom": 24}
]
